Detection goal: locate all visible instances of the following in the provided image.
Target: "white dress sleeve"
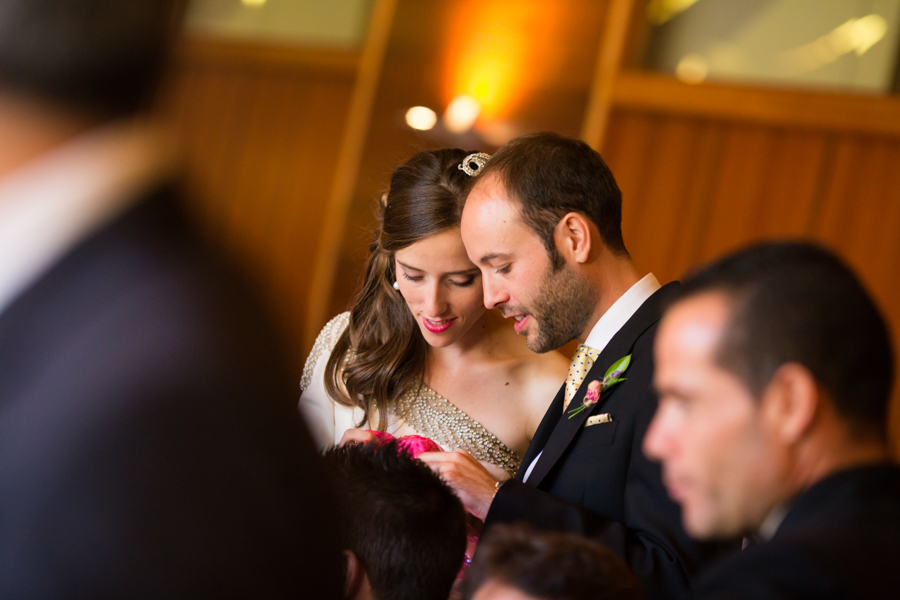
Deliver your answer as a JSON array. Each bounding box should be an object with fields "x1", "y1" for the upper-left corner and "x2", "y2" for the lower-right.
[{"x1": 298, "y1": 312, "x2": 369, "y2": 450}]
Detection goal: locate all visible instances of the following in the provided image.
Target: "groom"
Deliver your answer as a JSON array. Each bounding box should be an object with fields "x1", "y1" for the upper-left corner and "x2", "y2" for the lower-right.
[{"x1": 421, "y1": 132, "x2": 731, "y2": 599}]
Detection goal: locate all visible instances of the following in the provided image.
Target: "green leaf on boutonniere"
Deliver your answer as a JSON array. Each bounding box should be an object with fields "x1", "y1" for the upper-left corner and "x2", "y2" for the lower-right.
[
  {"x1": 605, "y1": 354, "x2": 631, "y2": 380},
  {"x1": 566, "y1": 353, "x2": 632, "y2": 419}
]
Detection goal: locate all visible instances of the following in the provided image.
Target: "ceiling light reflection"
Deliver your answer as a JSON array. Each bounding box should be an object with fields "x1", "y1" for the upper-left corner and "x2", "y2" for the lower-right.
[
  {"x1": 783, "y1": 14, "x2": 888, "y2": 74},
  {"x1": 443, "y1": 95, "x2": 482, "y2": 134},
  {"x1": 675, "y1": 53, "x2": 708, "y2": 84},
  {"x1": 405, "y1": 106, "x2": 437, "y2": 131}
]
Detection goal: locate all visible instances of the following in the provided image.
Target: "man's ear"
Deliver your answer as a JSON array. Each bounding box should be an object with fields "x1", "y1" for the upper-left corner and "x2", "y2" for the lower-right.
[
  {"x1": 760, "y1": 363, "x2": 820, "y2": 444},
  {"x1": 554, "y1": 212, "x2": 592, "y2": 263},
  {"x1": 343, "y1": 550, "x2": 364, "y2": 599}
]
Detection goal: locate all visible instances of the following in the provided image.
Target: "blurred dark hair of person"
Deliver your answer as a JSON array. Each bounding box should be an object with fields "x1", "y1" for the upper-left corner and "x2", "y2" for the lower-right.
[
  {"x1": 0, "y1": 0, "x2": 184, "y2": 119},
  {"x1": 324, "y1": 440, "x2": 468, "y2": 600},
  {"x1": 462, "y1": 524, "x2": 647, "y2": 600},
  {"x1": 0, "y1": 0, "x2": 342, "y2": 597}
]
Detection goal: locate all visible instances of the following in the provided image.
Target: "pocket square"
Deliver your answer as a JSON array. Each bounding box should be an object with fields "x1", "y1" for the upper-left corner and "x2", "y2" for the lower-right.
[{"x1": 585, "y1": 413, "x2": 613, "y2": 427}]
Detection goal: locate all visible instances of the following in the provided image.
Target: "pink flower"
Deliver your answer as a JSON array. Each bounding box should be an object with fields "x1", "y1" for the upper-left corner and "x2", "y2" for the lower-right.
[
  {"x1": 364, "y1": 430, "x2": 442, "y2": 459},
  {"x1": 366, "y1": 430, "x2": 395, "y2": 444},
  {"x1": 583, "y1": 380, "x2": 602, "y2": 406},
  {"x1": 396, "y1": 435, "x2": 443, "y2": 458}
]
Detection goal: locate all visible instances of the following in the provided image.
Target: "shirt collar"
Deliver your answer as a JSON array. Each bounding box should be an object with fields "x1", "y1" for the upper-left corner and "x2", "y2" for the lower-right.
[
  {"x1": 758, "y1": 503, "x2": 790, "y2": 541},
  {"x1": 0, "y1": 120, "x2": 175, "y2": 316},
  {"x1": 583, "y1": 273, "x2": 661, "y2": 353}
]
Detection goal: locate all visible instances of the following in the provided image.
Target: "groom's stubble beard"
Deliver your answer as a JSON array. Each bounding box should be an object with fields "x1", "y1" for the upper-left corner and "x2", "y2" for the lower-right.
[{"x1": 525, "y1": 259, "x2": 598, "y2": 353}]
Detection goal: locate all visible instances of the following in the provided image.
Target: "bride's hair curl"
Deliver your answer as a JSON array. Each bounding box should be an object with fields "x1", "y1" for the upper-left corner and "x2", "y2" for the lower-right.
[{"x1": 324, "y1": 148, "x2": 479, "y2": 429}]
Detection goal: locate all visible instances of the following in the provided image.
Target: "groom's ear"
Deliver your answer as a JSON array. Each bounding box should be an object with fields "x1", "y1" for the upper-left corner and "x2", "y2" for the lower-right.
[{"x1": 555, "y1": 212, "x2": 592, "y2": 264}]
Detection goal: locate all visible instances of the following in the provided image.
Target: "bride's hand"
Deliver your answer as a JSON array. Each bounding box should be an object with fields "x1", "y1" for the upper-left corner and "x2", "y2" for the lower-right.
[
  {"x1": 338, "y1": 429, "x2": 377, "y2": 446},
  {"x1": 418, "y1": 450, "x2": 499, "y2": 520}
]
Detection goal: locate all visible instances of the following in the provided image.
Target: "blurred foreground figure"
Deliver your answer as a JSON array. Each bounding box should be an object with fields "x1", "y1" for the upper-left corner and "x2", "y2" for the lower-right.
[
  {"x1": 0, "y1": 1, "x2": 341, "y2": 597},
  {"x1": 644, "y1": 241, "x2": 899, "y2": 599},
  {"x1": 462, "y1": 524, "x2": 646, "y2": 600},
  {"x1": 324, "y1": 440, "x2": 467, "y2": 600}
]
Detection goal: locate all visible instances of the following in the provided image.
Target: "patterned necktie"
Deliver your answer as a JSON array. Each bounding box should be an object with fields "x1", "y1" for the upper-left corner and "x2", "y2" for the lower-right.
[{"x1": 563, "y1": 344, "x2": 601, "y2": 411}]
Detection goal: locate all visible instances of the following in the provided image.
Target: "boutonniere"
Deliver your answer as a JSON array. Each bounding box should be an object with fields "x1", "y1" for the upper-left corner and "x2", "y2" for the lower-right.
[{"x1": 567, "y1": 354, "x2": 631, "y2": 419}]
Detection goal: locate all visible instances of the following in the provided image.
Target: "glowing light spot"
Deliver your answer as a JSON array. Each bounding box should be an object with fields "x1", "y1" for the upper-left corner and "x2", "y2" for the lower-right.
[
  {"x1": 405, "y1": 106, "x2": 438, "y2": 131},
  {"x1": 241, "y1": 0, "x2": 267, "y2": 6},
  {"x1": 647, "y1": 0, "x2": 701, "y2": 25},
  {"x1": 443, "y1": 95, "x2": 482, "y2": 134},
  {"x1": 675, "y1": 53, "x2": 708, "y2": 84},
  {"x1": 783, "y1": 14, "x2": 888, "y2": 74}
]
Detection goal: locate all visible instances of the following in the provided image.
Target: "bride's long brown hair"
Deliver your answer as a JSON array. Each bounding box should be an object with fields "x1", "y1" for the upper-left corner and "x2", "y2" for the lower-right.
[{"x1": 324, "y1": 148, "x2": 479, "y2": 429}]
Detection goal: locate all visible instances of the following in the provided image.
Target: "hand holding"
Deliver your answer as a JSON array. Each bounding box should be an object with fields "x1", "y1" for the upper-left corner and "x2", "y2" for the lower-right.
[{"x1": 418, "y1": 449, "x2": 500, "y2": 520}]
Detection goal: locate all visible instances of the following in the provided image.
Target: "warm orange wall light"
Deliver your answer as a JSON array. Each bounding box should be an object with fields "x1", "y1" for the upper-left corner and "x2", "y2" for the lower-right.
[{"x1": 442, "y1": 0, "x2": 564, "y2": 123}]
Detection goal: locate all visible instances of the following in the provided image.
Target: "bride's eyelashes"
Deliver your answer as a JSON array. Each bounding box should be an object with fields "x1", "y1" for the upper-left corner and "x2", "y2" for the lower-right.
[
  {"x1": 450, "y1": 276, "x2": 477, "y2": 288},
  {"x1": 400, "y1": 271, "x2": 477, "y2": 287}
]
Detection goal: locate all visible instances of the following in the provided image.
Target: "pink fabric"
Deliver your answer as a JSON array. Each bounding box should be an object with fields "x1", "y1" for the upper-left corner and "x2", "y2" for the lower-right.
[
  {"x1": 366, "y1": 430, "x2": 395, "y2": 445},
  {"x1": 364, "y1": 431, "x2": 442, "y2": 458},
  {"x1": 397, "y1": 435, "x2": 443, "y2": 458}
]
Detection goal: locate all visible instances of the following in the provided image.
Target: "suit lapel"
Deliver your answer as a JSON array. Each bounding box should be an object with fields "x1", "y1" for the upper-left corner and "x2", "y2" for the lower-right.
[{"x1": 525, "y1": 282, "x2": 679, "y2": 488}]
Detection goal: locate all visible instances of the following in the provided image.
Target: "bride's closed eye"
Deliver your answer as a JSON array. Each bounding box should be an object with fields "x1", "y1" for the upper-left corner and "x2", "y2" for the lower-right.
[
  {"x1": 450, "y1": 276, "x2": 477, "y2": 288},
  {"x1": 401, "y1": 272, "x2": 423, "y2": 283}
]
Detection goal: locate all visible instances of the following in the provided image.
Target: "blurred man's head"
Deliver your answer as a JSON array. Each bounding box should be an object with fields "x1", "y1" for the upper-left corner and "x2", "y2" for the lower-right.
[
  {"x1": 0, "y1": 0, "x2": 185, "y2": 119},
  {"x1": 644, "y1": 241, "x2": 895, "y2": 540},
  {"x1": 462, "y1": 524, "x2": 646, "y2": 600},
  {"x1": 324, "y1": 441, "x2": 467, "y2": 600}
]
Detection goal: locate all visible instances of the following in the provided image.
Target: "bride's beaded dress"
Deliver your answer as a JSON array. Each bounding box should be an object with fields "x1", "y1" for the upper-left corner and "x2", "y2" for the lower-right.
[{"x1": 299, "y1": 312, "x2": 521, "y2": 477}]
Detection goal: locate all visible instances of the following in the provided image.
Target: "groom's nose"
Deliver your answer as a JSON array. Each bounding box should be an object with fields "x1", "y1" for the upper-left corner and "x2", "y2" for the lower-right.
[{"x1": 482, "y1": 274, "x2": 509, "y2": 309}]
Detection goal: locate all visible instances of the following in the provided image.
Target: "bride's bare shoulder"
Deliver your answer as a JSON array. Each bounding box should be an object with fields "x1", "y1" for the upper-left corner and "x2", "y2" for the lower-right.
[
  {"x1": 517, "y1": 348, "x2": 568, "y2": 392},
  {"x1": 484, "y1": 315, "x2": 567, "y2": 398}
]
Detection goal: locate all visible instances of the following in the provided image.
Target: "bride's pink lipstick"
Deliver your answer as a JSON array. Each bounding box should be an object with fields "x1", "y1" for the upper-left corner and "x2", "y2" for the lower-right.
[{"x1": 423, "y1": 317, "x2": 455, "y2": 333}]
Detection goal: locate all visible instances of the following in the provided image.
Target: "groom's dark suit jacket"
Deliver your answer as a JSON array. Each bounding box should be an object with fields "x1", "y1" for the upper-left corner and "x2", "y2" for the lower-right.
[
  {"x1": 484, "y1": 283, "x2": 734, "y2": 599},
  {"x1": 692, "y1": 464, "x2": 900, "y2": 600},
  {"x1": 0, "y1": 186, "x2": 342, "y2": 598}
]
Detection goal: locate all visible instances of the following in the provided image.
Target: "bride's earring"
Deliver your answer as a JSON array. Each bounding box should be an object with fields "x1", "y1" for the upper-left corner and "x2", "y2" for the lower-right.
[{"x1": 392, "y1": 281, "x2": 400, "y2": 290}]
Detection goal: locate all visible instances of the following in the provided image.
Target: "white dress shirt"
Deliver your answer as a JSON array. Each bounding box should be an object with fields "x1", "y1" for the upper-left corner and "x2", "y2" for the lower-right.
[
  {"x1": 522, "y1": 273, "x2": 661, "y2": 483},
  {"x1": 0, "y1": 121, "x2": 174, "y2": 317}
]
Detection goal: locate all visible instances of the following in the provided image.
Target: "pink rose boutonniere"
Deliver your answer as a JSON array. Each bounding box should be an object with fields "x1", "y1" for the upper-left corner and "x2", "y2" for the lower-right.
[{"x1": 566, "y1": 354, "x2": 631, "y2": 419}]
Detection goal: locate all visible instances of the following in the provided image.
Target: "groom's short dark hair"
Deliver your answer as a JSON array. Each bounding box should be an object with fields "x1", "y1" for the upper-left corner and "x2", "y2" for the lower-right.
[
  {"x1": 324, "y1": 441, "x2": 466, "y2": 600},
  {"x1": 678, "y1": 241, "x2": 895, "y2": 441},
  {"x1": 0, "y1": 0, "x2": 185, "y2": 117},
  {"x1": 475, "y1": 131, "x2": 628, "y2": 268}
]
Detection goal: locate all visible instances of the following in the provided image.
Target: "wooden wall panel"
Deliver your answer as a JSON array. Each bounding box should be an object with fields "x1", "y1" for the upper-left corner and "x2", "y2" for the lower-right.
[
  {"x1": 811, "y1": 136, "x2": 900, "y2": 447},
  {"x1": 157, "y1": 42, "x2": 357, "y2": 369},
  {"x1": 606, "y1": 114, "x2": 830, "y2": 282},
  {"x1": 605, "y1": 112, "x2": 724, "y2": 283},
  {"x1": 699, "y1": 126, "x2": 826, "y2": 258},
  {"x1": 603, "y1": 107, "x2": 900, "y2": 452}
]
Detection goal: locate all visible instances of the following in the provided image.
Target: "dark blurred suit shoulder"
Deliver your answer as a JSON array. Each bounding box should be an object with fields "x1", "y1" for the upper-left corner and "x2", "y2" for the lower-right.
[
  {"x1": 0, "y1": 185, "x2": 342, "y2": 598},
  {"x1": 692, "y1": 464, "x2": 900, "y2": 600}
]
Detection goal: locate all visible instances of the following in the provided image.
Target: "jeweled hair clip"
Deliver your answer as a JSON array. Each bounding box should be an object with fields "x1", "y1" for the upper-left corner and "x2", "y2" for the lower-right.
[{"x1": 458, "y1": 152, "x2": 491, "y2": 177}]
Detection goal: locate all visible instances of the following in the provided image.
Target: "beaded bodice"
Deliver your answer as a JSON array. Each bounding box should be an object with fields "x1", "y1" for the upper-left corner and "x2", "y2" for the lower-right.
[
  {"x1": 393, "y1": 383, "x2": 521, "y2": 476},
  {"x1": 302, "y1": 312, "x2": 522, "y2": 476}
]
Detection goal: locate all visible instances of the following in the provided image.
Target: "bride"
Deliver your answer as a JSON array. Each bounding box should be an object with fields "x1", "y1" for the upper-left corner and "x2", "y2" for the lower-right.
[{"x1": 299, "y1": 148, "x2": 567, "y2": 480}]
